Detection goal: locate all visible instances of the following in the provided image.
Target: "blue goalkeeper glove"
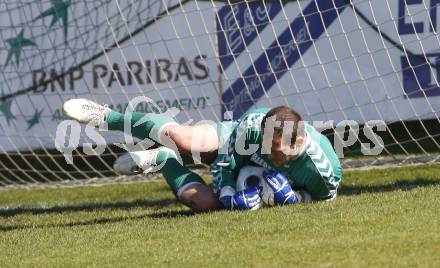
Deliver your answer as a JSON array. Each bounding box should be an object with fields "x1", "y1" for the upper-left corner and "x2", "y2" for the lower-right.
[
  {"x1": 263, "y1": 170, "x2": 300, "y2": 205},
  {"x1": 219, "y1": 186, "x2": 262, "y2": 210}
]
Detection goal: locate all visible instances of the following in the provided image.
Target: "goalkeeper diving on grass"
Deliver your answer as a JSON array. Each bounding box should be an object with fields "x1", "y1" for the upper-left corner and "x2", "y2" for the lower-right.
[{"x1": 63, "y1": 99, "x2": 342, "y2": 212}]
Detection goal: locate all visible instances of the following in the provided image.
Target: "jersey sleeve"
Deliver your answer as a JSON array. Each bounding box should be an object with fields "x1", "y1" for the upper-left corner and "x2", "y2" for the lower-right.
[{"x1": 302, "y1": 124, "x2": 342, "y2": 200}]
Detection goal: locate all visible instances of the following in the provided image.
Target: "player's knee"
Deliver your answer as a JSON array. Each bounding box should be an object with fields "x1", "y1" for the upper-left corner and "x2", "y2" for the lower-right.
[
  {"x1": 167, "y1": 126, "x2": 193, "y2": 152},
  {"x1": 179, "y1": 184, "x2": 222, "y2": 213}
]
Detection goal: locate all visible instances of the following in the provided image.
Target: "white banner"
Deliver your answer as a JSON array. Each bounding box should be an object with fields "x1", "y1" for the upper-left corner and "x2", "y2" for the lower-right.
[
  {"x1": 218, "y1": 0, "x2": 440, "y2": 122},
  {"x1": 1, "y1": 0, "x2": 439, "y2": 152},
  {"x1": 0, "y1": 1, "x2": 220, "y2": 152}
]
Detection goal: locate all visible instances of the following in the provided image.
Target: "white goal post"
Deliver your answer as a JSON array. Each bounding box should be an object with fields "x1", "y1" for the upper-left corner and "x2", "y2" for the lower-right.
[{"x1": 0, "y1": 0, "x2": 439, "y2": 188}]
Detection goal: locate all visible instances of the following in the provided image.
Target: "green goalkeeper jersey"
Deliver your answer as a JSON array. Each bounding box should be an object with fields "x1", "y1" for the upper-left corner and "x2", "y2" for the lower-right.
[{"x1": 210, "y1": 108, "x2": 342, "y2": 201}]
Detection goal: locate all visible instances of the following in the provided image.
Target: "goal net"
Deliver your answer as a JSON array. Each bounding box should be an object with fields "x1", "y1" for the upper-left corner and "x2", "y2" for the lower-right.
[{"x1": 1, "y1": 0, "x2": 439, "y2": 188}]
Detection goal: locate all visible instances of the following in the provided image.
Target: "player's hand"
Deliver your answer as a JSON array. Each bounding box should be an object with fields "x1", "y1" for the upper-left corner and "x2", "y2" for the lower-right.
[
  {"x1": 263, "y1": 170, "x2": 300, "y2": 205},
  {"x1": 233, "y1": 186, "x2": 263, "y2": 210},
  {"x1": 219, "y1": 186, "x2": 262, "y2": 210}
]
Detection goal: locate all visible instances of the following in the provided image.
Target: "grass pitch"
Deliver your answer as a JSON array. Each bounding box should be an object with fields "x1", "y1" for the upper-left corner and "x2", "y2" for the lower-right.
[{"x1": 1, "y1": 165, "x2": 439, "y2": 267}]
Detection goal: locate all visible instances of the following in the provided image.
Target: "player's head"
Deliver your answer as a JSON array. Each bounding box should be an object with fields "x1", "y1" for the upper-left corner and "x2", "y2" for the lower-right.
[{"x1": 261, "y1": 106, "x2": 305, "y2": 166}]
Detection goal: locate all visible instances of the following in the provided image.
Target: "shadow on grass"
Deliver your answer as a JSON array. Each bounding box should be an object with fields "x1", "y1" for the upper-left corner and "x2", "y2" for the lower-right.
[
  {"x1": 0, "y1": 198, "x2": 177, "y2": 217},
  {"x1": 3, "y1": 178, "x2": 438, "y2": 232},
  {"x1": 339, "y1": 178, "x2": 440, "y2": 196},
  {"x1": 0, "y1": 209, "x2": 195, "y2": 232}
]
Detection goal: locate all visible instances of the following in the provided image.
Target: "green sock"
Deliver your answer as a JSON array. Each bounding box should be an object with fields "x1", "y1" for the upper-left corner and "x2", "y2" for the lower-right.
[
  {"x1": 155, "y1": 149, "x2": 205, "y2": 197},
  {"x1": 105, "y1": 111, "x2": 177, "y2": 145}
]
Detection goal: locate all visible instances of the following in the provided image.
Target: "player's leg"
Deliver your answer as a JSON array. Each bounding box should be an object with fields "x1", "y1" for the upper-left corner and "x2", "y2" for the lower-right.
[
  {"x1": 113, "y1": 120, "x2": 236, "y2": 175},
  {"x1": 62, "y1": 98, "x2": 220, "y2": 153},
  {"x1": 132, "y1": 147, "x2": 222, "y2": 212},
  {"x1": 63, "y1": 99, "x2": 228, "y2": 211},
  {"x1": 163, "y1": 123, "x2": 219, "y2": 153},
  {"x1": 112, "y1": 120, "x2": 236, "y2": 210},
  {"x1": 179, "y1": 183, "x2": 222, "y2": 213}
]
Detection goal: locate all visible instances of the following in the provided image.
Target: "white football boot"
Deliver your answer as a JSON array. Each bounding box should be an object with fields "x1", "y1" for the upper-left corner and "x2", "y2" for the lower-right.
[
  {"x1": 62, "y1": 98, "x2": 111, "y2": 126},
  {"x1": 113, "y1": 147, "x2": 175, "y2": 175}
]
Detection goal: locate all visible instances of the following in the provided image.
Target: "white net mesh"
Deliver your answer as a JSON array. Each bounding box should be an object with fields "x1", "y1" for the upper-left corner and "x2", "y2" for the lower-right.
[{"x1": 1, "y1": 0, "x2": 439, "y2": 188}]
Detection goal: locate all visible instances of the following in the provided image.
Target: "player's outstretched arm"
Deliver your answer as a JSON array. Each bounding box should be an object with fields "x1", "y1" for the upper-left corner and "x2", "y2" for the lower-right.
[{"x1": 263, "y1": 171, "x2": 302, "y2": 205}]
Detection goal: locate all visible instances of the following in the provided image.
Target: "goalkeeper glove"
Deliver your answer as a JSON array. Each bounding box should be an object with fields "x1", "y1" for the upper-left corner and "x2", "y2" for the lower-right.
[
  {"x1": 219, "y1": 186, "x2": 262, "y2": 210},
  {"x1": 263, "y1": 170, "x2": 301, "y2": 205}
]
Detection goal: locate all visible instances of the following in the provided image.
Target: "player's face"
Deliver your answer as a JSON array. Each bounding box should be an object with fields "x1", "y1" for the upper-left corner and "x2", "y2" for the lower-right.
[{"x1": 267, "y1": 137, "x2": 294, "y2": 167}]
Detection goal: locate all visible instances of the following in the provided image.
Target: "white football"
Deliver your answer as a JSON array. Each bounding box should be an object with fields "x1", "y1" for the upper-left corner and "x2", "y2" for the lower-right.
[{"x1": 236, "y1": 165, "x2": 275, "y2": 206}]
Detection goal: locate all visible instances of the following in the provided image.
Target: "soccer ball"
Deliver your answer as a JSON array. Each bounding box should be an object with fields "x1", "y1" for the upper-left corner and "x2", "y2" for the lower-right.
[{"x1": 236, "y1": 165, "x2": 275, "y2": 206}]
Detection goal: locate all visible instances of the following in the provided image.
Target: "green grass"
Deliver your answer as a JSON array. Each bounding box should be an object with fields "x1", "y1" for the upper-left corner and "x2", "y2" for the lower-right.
[{"x1": 1, "y1": 165, "x2": 439, "y2": 267}]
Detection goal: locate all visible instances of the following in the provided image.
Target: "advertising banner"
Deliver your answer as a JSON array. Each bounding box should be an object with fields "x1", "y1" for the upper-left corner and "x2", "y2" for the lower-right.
[
  {"x1": 1, "y1": 0, "x2": 439, "y2": 152},
  {"x1": 0, "y1": 1, "x2": 220, "y2": 152},
  {"x1": 217, "y1": 0, "x2": 440, "y2": 122}
]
